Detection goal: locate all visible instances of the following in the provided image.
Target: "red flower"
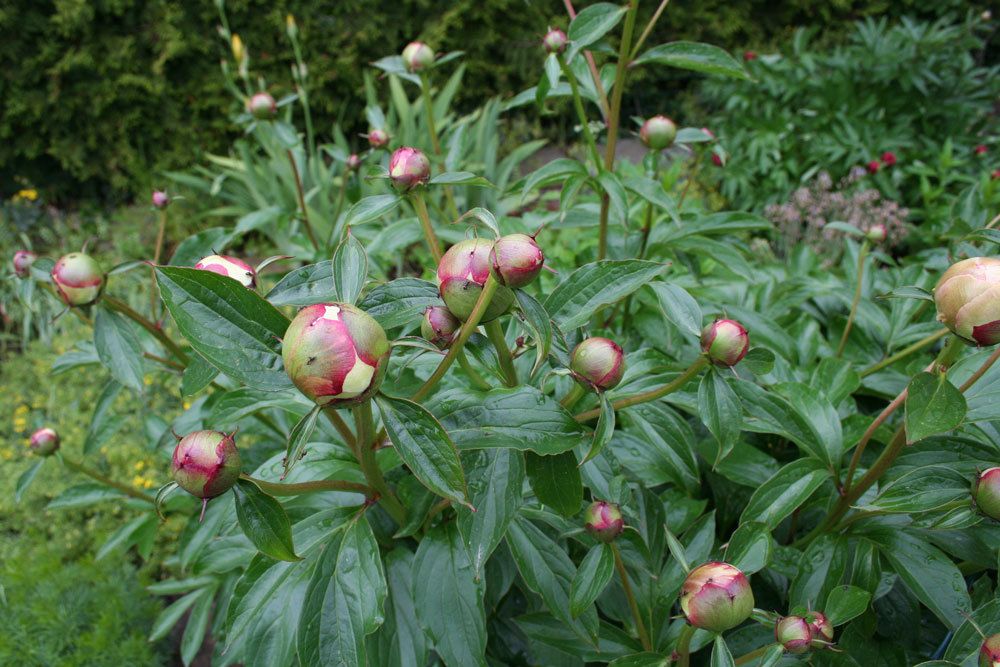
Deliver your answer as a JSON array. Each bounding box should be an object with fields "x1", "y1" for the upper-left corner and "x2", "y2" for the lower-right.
[
  {"x1": 712, "y1": 153, "x2": 723, "y2": 167},
  {"x1": 743, "y1": 51, "x2": 757, "y2": 62},
  {"x1": 866, "y1": 160, "x2": 880, "y2": 174},
  {"x1": 880, "y1": 151, "x2": 897, "y2": 167},
  {"x1": 975, "y1": 144, "x2": 988, "y2": 155}
]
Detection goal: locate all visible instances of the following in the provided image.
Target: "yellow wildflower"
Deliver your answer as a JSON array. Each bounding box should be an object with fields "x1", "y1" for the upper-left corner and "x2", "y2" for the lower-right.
[{"x1": 13, "y1": 188, "x2": 39, "y2": 202}]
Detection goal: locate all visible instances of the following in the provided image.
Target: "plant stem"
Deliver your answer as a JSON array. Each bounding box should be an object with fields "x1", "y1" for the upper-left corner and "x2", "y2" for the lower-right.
[
  {"x1": 485, "y1": 320, "x2": 518, "y2": 387},
  {"x1": 612, "y1": 543, "x2": 651, "y2": 651},
  {"x1": 836, "y1": 240, "x2": 869, "y2": 357},
  {"x1": 958, "y1": 344, "x2": 1000, "y2": 392},
  {"x1": 575, "y1": 355, "x2": 709, "y2": 421},
  {"x1": 150, "y1": 208, "x2": 168, "y2": 319},
  {"x1": 419, "y1": 72, "x2": 459, "y2": 220},
  {"x1": 327, "y1": 167, "x2": 350, "y2": 251},
  {"x1": 103, "y1": 296, "x2": 189, "y2": 364},
  {"x1": 240, "y1": 473, "x2": 370, "y2": 496},
  {"x1": 556, "y1": 53, "x2": 602, "y2": 167},
  {"x1": 143, "y1": 352, "x2": 184, "y2": 371},
  {"x1": 561, "y1": 0, "x2": 611, "y2": 120},
  {"x1": 321, "y1": 406, "x2": 357, "y2": 449},
  {"x1": 412, "y1": 276, "x2": 500, "y2": 402},
  {"x1": 675, "y1": 623, "x2": 695, "y2": 667},
  {"x1": 350, "y1": 402, "x2": 406, "y2": 524},
  {"x1": 560, "y1": 383, "x2": 586, "y2": 409},
  {"x1": 410, "y1": 191, "x2": 444, "y2": 262},
  {"x1": 61, "y1": 456, "x2": 155, "y2": 503},
  {"x1": 733, "y1": 645, "x2": 771, "y2": 666},
  {"x1": 286, "y1": 148, "x2": 320, "y2": 252},
  {"x1": 860, "y1": 328, "x2": 948, "y2": 378},
  {"x1": 457, "y1": 350, "x2": 492, "y2": 390},
  {"x1": 630, "y1": 0, "x2": 672, "y2": 60}
]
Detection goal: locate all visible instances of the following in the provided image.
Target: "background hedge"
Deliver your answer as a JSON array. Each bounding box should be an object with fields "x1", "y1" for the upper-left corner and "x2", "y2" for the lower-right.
[{"x1": 0, "y1": 0, "x2": 973, "y2": 204}]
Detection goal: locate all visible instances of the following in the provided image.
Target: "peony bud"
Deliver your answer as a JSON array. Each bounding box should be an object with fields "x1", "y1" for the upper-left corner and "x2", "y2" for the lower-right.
[
  {"x1": 52, "y1": 252, "x2": 105, "y2": 307},
  {"x1": 346, "y1": 153, "x2": 362, "y2": 171},
  {"x1": 680, "y1": 561, "x2": 755, "y2": 632},
  {"x1": 389, "y1": 147, "x2": 431, "y2": 191},
  {"x1": 975, "y1": 144, "x2": 988, "y2": 156},
  {"x1": 881, "y1": 151, "x2": 897, "y2": 167},
  {"x1": 743, "y1": 50, "x2": 758, "y2": 61},
  {"x1": 542, "y1": 28, "x2": 568, "y2": 54},
  {"x1": 195, "y1": 254, "x2": 257, "y2": 288},
  {"x1": 583, "y1": 501, "x2": 624, "y2": 543},
  {"x1": 13, "y1": 250, "x2": 37, "y2": 278},
  {"x1": 421, "y1": 305, "x2": 460, "y2": 349},
  {"x1": 570, "y1": 337, "x2": 625, "y2": 390},
  {"x1": 981, "y1": 633, "x2": 1000, "y2": 667},
  {"x1": 402, "y1": 41, "x2": 435, "y2": 72},
  {"x1": 640, "y1": 115, "x2": 677, "y2": 150},
  {"x1": 712, "y1": 153, "x2": 724, "y2": 167},
  {"x1": 805, "y1": 611, "x2": 834, "y2": 648},
  {"x1": 151, "y1": 190, "x2": 170, "y2": 210},
  {"x1": 973, "y1": 467, "x2": 1000, "y2": 520},
  {"x1": 775, "y1": 616, "x2": 812, "y2": 654},
  {"x1": 993, "y1": 169, "x2": 1000, "y2": 181},
  {"x1": 368, "y1": 128, "x2": 390, "y2": 149},
  {"x1": 172, "y1": 430, "x2": 241, "y2": 500},
  {"x1": 437, "y1": 238, "x2": 516, "y2": 322},
  {"x1": 866, "y1": 160, "x2": 880, "y2": 174},
  {"x1": 866, "y1": 224, "x2": 887, "y2": 243},
  {"x1": 934, "y1": 257, "x2": 1000, "y2": 346},
  {"x1": 247, "y1": 92, "x2": 277, "y2": 120},
  {"x1": 701, "y1": 319, "x2": 750, "y2": 367},
  {"x1": 489, "y1": 233, "x2": 545, "y2": 288},
  {"x1": 29, "y1": 427, "x2": 60, "y2": 457},
  {"x1": 282, "y1": 303, "x2": 391, "y2": 407}
]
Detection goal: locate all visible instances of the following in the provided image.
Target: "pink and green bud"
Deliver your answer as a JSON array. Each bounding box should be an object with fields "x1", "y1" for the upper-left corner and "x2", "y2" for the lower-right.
[
  {"x1": 437, "y1": 238, "x2": 515, "y2": 322},
  {"x1": 151, "y1": 190, "x2": 170, "y2": 210},
  {"x1": 570, "y1": 337, "x2": 625, "y2": 390},
  {"x1": 51, "y1": 252, "x2": 105, "y2": 307},
  {"x1": 775, "y1": 616, "x2": 813, "y2": 654},
  {"x1": 195, "y1": 255, "x2": 256, "y2": 288},
  {"x1": 29, "y1": 427, "x2": 60, "y2": 457},
  {"x1": 640, "y1": 115, "x2": 678, "y2": 150},
  {"x1": 247, "y1": 92, "x2": 277, "y2": 120},
  {"x1": 973, "y1": 467, "x2": 1000, "y2": 520},
  {"x1": 701, "y1": 319, "x2": 750, "y2": 367},
  {"x1": 934, "y1": 257, "x2": 1000, "y2": 346},
  {"x1": 13, "y1": 250, "x2": 36, "y2": 277},
  {"x1": 368, "y1": 128, "x2": 390, "y2": 149},
  {"x1": 346, "y1": 154, "x2": 362, "y2": 171},
  {"x1": 401, "y1": 41, "x2": 435, "y2": 72},
  {"x1": 583, "y1": 501, "x2": 624, "y2": 543},
  {"x1": 171, "y1": 430, "x2": 241, "y2": 499},
  {"x1": 981, "y1": 634, "x2": 1000, "y2": 667},
  {"x1": 489, "y1": 233, "x2": 545, "y2": 288},
  {"x1": 282, "y1": 303, "x2": 390, "y2": 407},
  {"x1": 421, "y1": 305, "x2": 460, "y2": 349},
  {"x1": 680, "y1": 561, "x2": 754, "y2": 632},
  {"x1": 866, "y1": 224, "x2": 887, "y2": 243},
  {"x1": 805, "y1": 611, "x2": 834, "y2": 648},
  {"x1": 542, "y1": 28, "x2": 568, "y2": 54},
  {"x1": 389, "y1": 147, "x2": 431, "y2": 191}
]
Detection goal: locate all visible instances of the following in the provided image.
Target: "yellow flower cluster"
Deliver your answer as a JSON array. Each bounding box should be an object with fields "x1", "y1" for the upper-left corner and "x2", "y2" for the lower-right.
[
  {"x1": 131, "y1": 475, "x2": 157, "y2": 489},
  {"x1": 13, "y1": 404, "x2": 29, "y2": 434},
  {"x1": 12, "y1": 188, "x2": 39, "y2": 202}
]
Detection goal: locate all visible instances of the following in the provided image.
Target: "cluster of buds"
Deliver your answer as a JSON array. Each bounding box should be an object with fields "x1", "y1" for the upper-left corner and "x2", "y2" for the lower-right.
[
  {"x1": 701, "y1": 319, "x2": 750, "y2": 367},
  {"x1": 52, "y1": 252, "x2": 105, "y2": 307},
  {"x1": 437, "y1": 238, "x2": 516, "y2": 322},
  {"x1": 13, "y1": 250, "x2": 37, "y2": 277},
  {"x1": 570, "y1": 337, "x2": 625, "y2": 390},
  {"x1": 389, "y1": 147, "x2": 431, "y2": 191},
  {"x1": 934, "y1": 257, "x2": 1000, "y2": 347},
  {"x1": 402, "y1": 41, "x2": 435, "y2": 72},
  {"x1": 973, "y1": 468, "x2": 1000, "y2": 520},
  {"x1": 640, "y1": 115, "x2": 677, "y2": 150},
  {"x1": 866, "y1": 223, "x2": 887, "y2": 243},
  {"x1": 195, "y1": 254, "x2": 257, "y2": 288},
  {"x1": 367, "y1": 128, "x2": 390, "y2": 150},
  {"x1": 151, "y1": 190, "x2": 170, "y2": 210},
  {"x1": 30, "y1": 427, "x2": 60, "y2": 457},
  {"x1": 247, "y1": 92, "x2": 277, "y2": 120},
  {"x1": 542, "y1": 28, "x2": 568, "y2": 54},
  {"x1": 346, "y1": 154, "x2": 362, "y2": 171},
  {"x1": 680, "y1": 561, "x2": 754, "y2": 632},
  {"x1": 282, "y1": 303, "x2": 391, "y2": 408},
  {"x1": 583, "y1": 501, "x2": 624, "y2": 543}
]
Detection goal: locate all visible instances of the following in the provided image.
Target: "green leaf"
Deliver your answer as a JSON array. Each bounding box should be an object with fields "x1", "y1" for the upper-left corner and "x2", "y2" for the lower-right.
[
  {"x1": 97, "y1": 513, "x2": 156, "y2": 561},
  {"x1": 623, "y1": 175, "x2": 680, "y2": 224},
  {"x1": 344, "y1": 194, "x2": 401, "y2": 226},
  {"x1": 570, "y1": 543, "x2": 614, "y2": 618},
  {"x1": 333, "y1": 232, "x2": 368, "y2": 305},
  {"x1": 525, "y1": 450, "x2": 583, "y2": 517},
  {"x1": 608, "y1": 653, "x2": 669, "y2": 667},
  {"x1": 83, "y1": 380, "x2": 123, "y2": 456},
  {"x1": 732, "y1": 380, "x2": 830, "y2": 464},
  {"x1": 15, "y1": 460, "x2": 44, "y2": 503},
  {"x1": 859, "y1": 465, "x2": 970, "y2": 514},
  {"x1": 724, "y1": 521, "x2": 771, "y2": 575},
  {"x1": 520, "y1": 158, "x2": 588, "y2": 198},
  {"x1": 741, "y1": 348, "x2": 775, "y2": 376},
  {"x1": 634, "y1": 41, "x2": 749, "y2": 80},
  {"x1": 649, "y1": 282, "x2": 702, "y2": 337},
  {"x1": 824, "y1": 585, "x2": 872, "y2": 626},
  {"x1": 456, "y1": 449, "x2": 525, "y2": 576},
  {"x1": 582, "y1": 392, "x2": 615, "y2": 464},
  {"x1": 169, "y1": 227, "x2": 232, "y2": 267},
  {"x1": 93, "y1": 305, "x2": 144, "y2": 392},
  {"x1": 877, "y1": 285, "x2": 934, "y2": 302},
  {"x1": 711, "y1": 635, "x2": 735, "y2": 667},
  {"x1": 149, "y1": 589, "x2": 207, "y2": 641},
  {"x1": 567, "y1": 2, "x2": 627, "y2": 59},
  {"x1": 266, "y1": 260, "x2": 337, "y2": 307},
  {"x1": 414, "y1": 523, "x2": 487, "y2": 667},
  {"x1": 47, "y1": 483, "x2": 127, "y2": 509},
  {"x1": 233, "y1": 479, "x2": 300, "y2": 562},
  {"x1": 357, "y1": 278, "x2": 440, "y2": 329},
  {"x1": 597, "y1": 170, "x2": 629, "y2": 228},
  {"x1": 180, "y1": 584, "x2": 215, "y2": 667},
  {"x1": 453, "y1": 207, "x2": 501, "y2": 238},
  {"x1": 429, "y1": 171, "x2": 492, "y2": 187},
  {"x1": 944, "y1": 598, "x2": 1000, "y2": 662},
  {"x1": 284, "y1": 405, "x2": 322, "y2": 478},
  {"x1": 698, "y1": 371, "x2": 742, "y2": 466},
  {"x1": 544, "y1": 260, "x2": 670, "y2": 330},
  {"x1": 368, "y1": 549, "x2": 427, "y2": 667},
  {"x1": 376, "y1": 395, "x2": 471, "y2": 508},
  {"x1": 208, "y1": 388, "x2": 305, "y2": 430},
  {"x1": 515, "y1": 290, "x2": 553, "y2": 378},
  {"x1": 739, "y1": 459, "x2": 828, "y2": 529},
  {"x1": 234, "y1": 205, "x2": 284, "y2": 236},
  {"x1": 905, "y1": 372, "x2": 966, "y2": 444},
  {"x1": 156, "y1": 267, "x2": 291, "y2": 390},
  {"x1": 432, "y1": 386, "x2": 587, "y2": 454},
  {"x1": 789, "y1": 534, "x2": 848, "y2": 609},
  {"x1": 181, "y1": 354, "x2": 219, "y2": 396}
]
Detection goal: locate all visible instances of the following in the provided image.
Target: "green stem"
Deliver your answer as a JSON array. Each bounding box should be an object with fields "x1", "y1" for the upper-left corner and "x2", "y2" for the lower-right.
[
  {"x1": 556, "y1": 53, "x2": 602, "y2": 167},
  {"x1": 457, "y1": 350, "x2": 492, "y2": 390},
  {"x1": 575, "y1": 356, "x2": 709, "y2": 421},
  {"x1": 733, "y1": 645, "x2": 771, "y2": 666},
  {"x1": 103, "y1": 296, "x2": 188, "y2": 364},
  {"x1": 287, "y1": 149, "x2": 320, "y2": 252},
  {"x1": 151, "y1": 208, "x2": 167, "y2": 319},
  {"x1": 327, "y1": 167, "x2": 350, "y2": 251},
  {"x1": 860, "y1": 328, "x2": 948, "y2": 378},
  {"x1": 61, "y1": 456, "x2": 155, "y2": 503},
  {"x1": 612, "y1": 543, "x2": 651, "y2": 651},
  {"x1": 836, "y1": 240, "x2": 870, "y2": 357},
  {"x1": 349, "y1": 402, "x2": 406, "y2": 524},
  {"x1": 411, "y1": 191, "x2": 444, "y2": 262},
  {"x1": 419, "y1": 72, "x2": 459, "y2": 220},
  {"x1": 485, "y1": 320, "x2": 518, "y2": 387},
  {"x1": 561, "y1": 0, "x2": 611, "y2": 119},
  {"x1": 412, "y1": 276, "x2": 500, "y2": 402},
  {"x1": 560, "y1": 383, "x2": 586, "y2": 409},
  {"x1": 958, "y1": 344, "x2": 1000, "y2": 392},
  {"x1": 240, "y1": 473, "x2": 370, "y2": 496},
  {"x1": 675, "y1": 623, "x2": 695, "y2": 667},
  {"x1": 630, "y1": 0, "x2": 672, "y2": 60},
  {"x1": 322, "y1": 406, "x2": 357, "y2": 449}
]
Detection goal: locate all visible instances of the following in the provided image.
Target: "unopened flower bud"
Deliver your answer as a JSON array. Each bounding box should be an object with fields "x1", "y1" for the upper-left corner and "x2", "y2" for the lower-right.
[
  {"x1": 389, "y1": 147, "x2": 431, "y2": 190},
  {"x1": 866, "y1": 224, "x2": 887, "y2": 243},
  {"x1": 934, "y1": 257, "x2": 1000, "y2": 346},
  {"x1": 775, "y1": 616, "x2": 812, "y2": 654},
  {"x1": 13, "y1": 250, "x2": 37, "y2": 278},
  {"x1": 30, "y1": 427, "x2": 60, "y2": 457},
  {"x1": 743, "y1": 50, "x2": 758, "y2": 61},
  {"x1": 172, "y1": 430, "x2": 241, "y2": 499},
  {"x1": 402, "y1": 41, "x2": 435, "y2": 72},
  {"x1": 368, "y1": 128, "x2": 390, "y2": 149},
  {"x1": 52, "y1": 252, "x2": 105, "y2": 306},
  {"x1": 583, "y1": 501, "x2": 624, "y2": 543},
  {"x1": 701, "y1": 319, "x2": 750, "y2": 366},
  {"x1": 680, "y1": 561, "x2": 754, "y2": 632},
  {"x1": 285, "y1": 14, "x2": 297, "y2": 37},
  {"x1": 489, "y1": 233, "x2": 545, "y2": 288},
  {"x1": 195, "y1": 255, "x2": 257, "y2": 288},
  {"x1": 640, "y1": 115, "x2": 677, "y2": 150},
  {"x1": 151, "y1": 190, "x2": 170, "y2": 210},
  {"x1": 570, "y1": 337, "x2": 625, "y2": 390},
  {"x1": 881, "y1": 151, "x2": 897, "y2": 167},
  {"x1": 805, "y1": 611, "x2": 834, "y2": 648},
  {"x1": 438, "y1": 239, "x2": 515, "y2": 322},
  {"x1": 981, "y1": 633, "x2": 1000, "y2": 667},
  {"x1": 712, "y1": 153, "x2": 724, "y2": 167},
  {"x1": 421, "y1": 305, "x2": 460, "y2": 349},
  {"x1": 346, "y1": 154, "x2": 362, "y2": 171},
  {"x1": 866, "y1": 160, "x2": 880, "y2": 174},
  {"x1": 231, "y1": 34, "x2": 245, "y2": 64},
  {"x1": 975, "y1": 144, "x2": 988, "y2": 156},
  {"x1": 973, "y1": 467, "x2": 1000, "y2": 520},
  {"x1": 282, "y1": 303, "x2": 391, "y2": 407},
  {"x1": 247, "y1": 92, "x2": 277, "y2": 120},
  {"x1": 542, "y1": 28, "x2": 568, "y2": 54}
]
